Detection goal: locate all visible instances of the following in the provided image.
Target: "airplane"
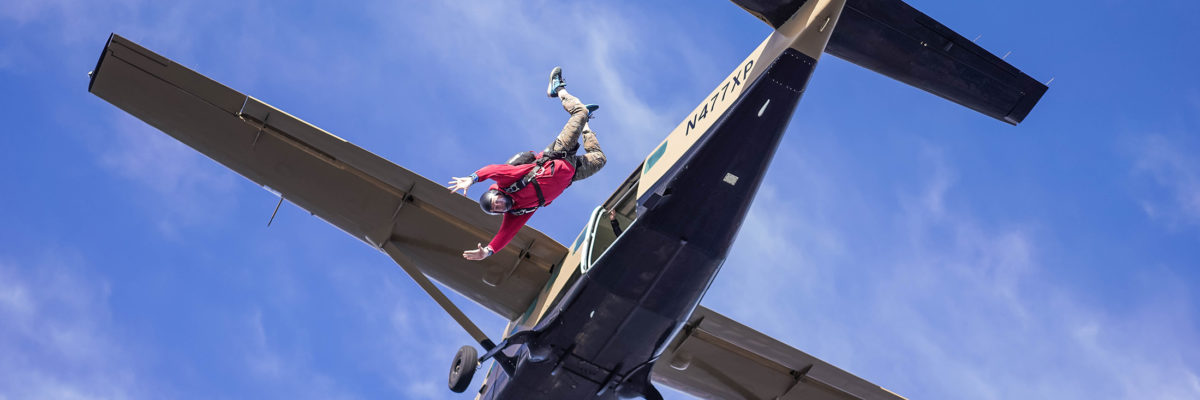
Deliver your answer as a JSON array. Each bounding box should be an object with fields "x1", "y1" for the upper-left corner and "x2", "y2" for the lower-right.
[{"x1": 87, "y1": 0, "x2": 1046, "y2": 398}]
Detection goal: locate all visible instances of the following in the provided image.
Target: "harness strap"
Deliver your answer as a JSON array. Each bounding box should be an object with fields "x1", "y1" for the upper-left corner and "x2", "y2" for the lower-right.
[
  {"x1": 508, "y1": 207, "x2": 538, "y2": 216},
  {"x1": 531, "y1": 180, "x2": 546, "y2": 206},
  {"x1": 501, "y1": 152, "x2": 565, "y2": 215},
  {"x1": 502, "y1": 166, "x2": 543, "y2": 196}
]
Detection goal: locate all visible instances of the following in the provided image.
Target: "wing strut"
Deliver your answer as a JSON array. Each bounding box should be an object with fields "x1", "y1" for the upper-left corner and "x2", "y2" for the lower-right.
[
  {"x1": 383, "y1": 241, "x2": 498, "y2": 351},
  {"x1": 267, "y1": 196, "x2": 285, "y2": 226}
]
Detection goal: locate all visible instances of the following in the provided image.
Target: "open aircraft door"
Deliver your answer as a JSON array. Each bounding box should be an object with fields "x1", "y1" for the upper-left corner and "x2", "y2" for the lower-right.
[{"x1": 579, "y1": 205, "x2": 632, "y2": 274}]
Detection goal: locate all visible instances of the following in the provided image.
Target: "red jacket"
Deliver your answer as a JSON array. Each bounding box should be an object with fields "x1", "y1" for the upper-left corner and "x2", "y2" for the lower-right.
[{"x1": 475, "y1": 157, "x2": 575, "y2": 251}]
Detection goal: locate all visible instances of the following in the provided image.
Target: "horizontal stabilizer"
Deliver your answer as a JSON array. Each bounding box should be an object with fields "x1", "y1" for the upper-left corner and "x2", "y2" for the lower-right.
[
  {"x1": 828, "y1": 0, "x2": 1046, "y2": 124},
  {"x1": 730, "y1": 0, "x2": 1047, "y2": 125}
]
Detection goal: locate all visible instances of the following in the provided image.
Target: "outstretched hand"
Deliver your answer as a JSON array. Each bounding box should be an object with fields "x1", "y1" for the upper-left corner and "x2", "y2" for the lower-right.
[
  {"x1": 446, "y1": 176, "x2": 473, "y2": 195},
  {"x1": 462, "y1": 243, "x2": 490, "y2": 261}
]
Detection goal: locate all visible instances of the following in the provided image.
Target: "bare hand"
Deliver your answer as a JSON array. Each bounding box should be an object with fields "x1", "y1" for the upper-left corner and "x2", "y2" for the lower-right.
[
  {"x1": 463, "y1": 243, "x2": 491, "y2": 261},
  {"x1": 446, "y1": 176, "x2": 473, "y2": 195}
]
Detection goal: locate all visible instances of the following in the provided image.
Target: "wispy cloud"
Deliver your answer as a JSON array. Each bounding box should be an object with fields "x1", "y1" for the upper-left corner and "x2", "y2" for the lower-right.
[
  {"x1": 361, "y1": 0, "x2": 719, "y2": 205},
  {"x1": 1, "y1": 0, "x2": 254, "y2": 237},
  {"x1": 706, "y1": 142, "x2": 1200, "y2": 399},
  {"x1": 0, "y1": 0, "x2": 193, "y2": 48},
  {"x1": 324, "y1": 260, "x2": 509, "y2": 398},
  {"x1": 14, "y1": 1, "x2": 1196, "y2": 399},
  {"x1": 236, "y1": 308, "x2": 358, "y2": 400},
  {"x1": 1132, "y1": 133, "x2": 1200, "y2": 231},
  {"x1": 0, "y1": 251, "x2": 144, "y2": 400},
  {"x1": 875, "y1": 150, "x2": 1199, "y2": 400},
  {"x1": 96, "y1": 114, "x2": 240, "y2": 237}
]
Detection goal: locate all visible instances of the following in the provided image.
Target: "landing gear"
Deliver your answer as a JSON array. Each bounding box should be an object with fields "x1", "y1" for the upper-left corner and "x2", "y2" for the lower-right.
[
  {"x1": 448, "y1": 345, "x2": 478, "y2": 393},
  {"x1": 446, "y1": 330, "x2": 538, "y2": 393}
]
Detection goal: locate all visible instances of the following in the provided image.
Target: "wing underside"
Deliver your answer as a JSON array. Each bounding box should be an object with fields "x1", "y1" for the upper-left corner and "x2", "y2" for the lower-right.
[
  {"x1": 652, "y1": 306, "x2": 906, "y2": 400},
  {"x1": 730, "y1": 0, "x2": 1047, "y2": 125},
  {"x1": 88, "y1": 34, "x2": 566, "y2": 320}
]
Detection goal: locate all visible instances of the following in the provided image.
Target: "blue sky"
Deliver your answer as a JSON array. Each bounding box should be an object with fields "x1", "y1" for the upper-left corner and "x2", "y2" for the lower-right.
[{"x1": 2, "y1": 0, "x2": 1199, "y2": 399}]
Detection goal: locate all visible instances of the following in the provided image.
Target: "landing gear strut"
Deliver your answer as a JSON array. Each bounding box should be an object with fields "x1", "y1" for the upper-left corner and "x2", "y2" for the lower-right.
[
  {"x1": 448, "y1": 345, "x2": 478, "y2": 393},
  {"x1": 446, "y1": 330, "x2": 537, "y2": 393}
]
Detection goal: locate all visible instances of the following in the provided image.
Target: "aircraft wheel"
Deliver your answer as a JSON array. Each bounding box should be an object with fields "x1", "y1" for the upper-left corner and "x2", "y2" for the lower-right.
[{"x1": 448, "y1": 345, "x2": 478, "y2": 393}]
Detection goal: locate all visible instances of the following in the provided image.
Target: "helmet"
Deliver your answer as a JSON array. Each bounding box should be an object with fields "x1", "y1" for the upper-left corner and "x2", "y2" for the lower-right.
[{"x1": 479, "y1": 189, "x2": 513, "y2": 215}]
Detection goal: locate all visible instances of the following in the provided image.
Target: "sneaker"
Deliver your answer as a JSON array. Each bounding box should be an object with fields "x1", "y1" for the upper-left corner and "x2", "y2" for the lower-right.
[
  {"x1": 585, "y1": 104, "x2": 600, "y2": 118},
  {"x1": 547, "y1": 66, "x2": 566, "y2": 98}
]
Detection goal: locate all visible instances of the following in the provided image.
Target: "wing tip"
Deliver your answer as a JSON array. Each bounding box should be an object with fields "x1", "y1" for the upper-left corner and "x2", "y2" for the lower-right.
[
  {"x1": 87, "y1": 33, "x2": 118, "y2": 93},
  {"x1": 1003, "y1": 82, "x2": 1049, "y2": 126}
]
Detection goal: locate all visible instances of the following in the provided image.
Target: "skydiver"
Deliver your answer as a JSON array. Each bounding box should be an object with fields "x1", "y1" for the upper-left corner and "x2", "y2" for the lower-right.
[{"x1": 446, "y1": 67, "x2": 607, "y2": 260}]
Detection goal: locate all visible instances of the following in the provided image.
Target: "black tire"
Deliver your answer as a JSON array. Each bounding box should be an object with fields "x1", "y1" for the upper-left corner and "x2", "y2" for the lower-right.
[{"x1": 448, "y1": 345, "x2": 478, "y2": 393}]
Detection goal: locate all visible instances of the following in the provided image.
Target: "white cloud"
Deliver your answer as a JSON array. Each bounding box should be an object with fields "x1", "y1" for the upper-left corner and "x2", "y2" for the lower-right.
[
  {"x1": 0, "y1": 252, "x2": 144, "y2": 400},
  {"x1": 235, "y1": 308, "x2": 357, "y2": 400},
  {"x1": 96, "y1": 114, "x2": 240, "y2": 236},
  {"x1": 865, "y1": 150, "x2": 1198, "y2": 400},
  {"x1": 244, "y1": 309, "x2": 284, "y2": 379},
  {"x1": 1133, "y1": 133, "x2": 1200, "y2": 230},
  {"x1": 705, "y1": 143, "x2": 1200, "y2": 400},
  {"x1": 15, "y1": 0, "x2": 1195, "y2": 399},
  {"x1": 324, "y1": 261, "x2": 507, "y2": 398},
  {"x1": 359, "y1": 0, "x2": 718, "y2": 206},
  {"x1": 1, "y1": 0, "x2": 256, "y2": 236},
  {"x1": 0, "y1": 276, "x2": 34, "y2": 318},
  {"x1": 0, "y1": 0, "x2": 150, "y2": 45}
]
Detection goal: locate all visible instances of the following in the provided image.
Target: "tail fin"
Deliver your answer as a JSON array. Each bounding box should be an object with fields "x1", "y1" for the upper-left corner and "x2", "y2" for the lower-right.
[{"x1": 731, "y1": 0, "x2": 1047, "y2": 125}]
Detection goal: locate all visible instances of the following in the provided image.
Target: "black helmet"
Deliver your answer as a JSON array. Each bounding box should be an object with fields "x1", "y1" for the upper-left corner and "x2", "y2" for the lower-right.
[{"x1": 479, "y1": 189, "x2": 513, "y2": 215}]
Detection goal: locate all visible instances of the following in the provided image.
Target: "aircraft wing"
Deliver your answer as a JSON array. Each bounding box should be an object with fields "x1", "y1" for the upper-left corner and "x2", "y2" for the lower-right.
[
  {"x1": 652, "y1": 306, "x2": 906, "y2": 400},
  {"x1": 730, "y1": 0, "x2": 1048, "y2": 125},
  {"x1": 88, "y1": 34, "x2": 566, "y2": 320}
]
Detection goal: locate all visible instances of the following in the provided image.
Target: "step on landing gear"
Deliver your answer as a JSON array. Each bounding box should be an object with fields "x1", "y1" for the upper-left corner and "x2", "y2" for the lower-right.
[{"x1": 448, "y1": 345, "x2": 478, "y2": 393}]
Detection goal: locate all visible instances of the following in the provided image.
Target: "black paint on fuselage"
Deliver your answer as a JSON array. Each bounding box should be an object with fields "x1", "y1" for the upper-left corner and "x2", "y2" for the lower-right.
[{"x1": 483, "y1": 48, "x2": 817, "y2": 400}]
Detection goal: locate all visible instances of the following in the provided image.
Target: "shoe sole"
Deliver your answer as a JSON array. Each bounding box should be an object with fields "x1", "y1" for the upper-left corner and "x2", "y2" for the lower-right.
[{"x1": 547, "y1": 66, "x2": 563, "y2": 97}]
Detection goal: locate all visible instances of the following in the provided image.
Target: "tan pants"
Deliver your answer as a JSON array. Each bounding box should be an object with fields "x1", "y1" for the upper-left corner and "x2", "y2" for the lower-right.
[{"x1": 548, "y1": 91, "x2": 606, "y2": 182}]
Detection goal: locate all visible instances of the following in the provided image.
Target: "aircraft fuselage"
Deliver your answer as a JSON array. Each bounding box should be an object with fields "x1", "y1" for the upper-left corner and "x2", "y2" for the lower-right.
[{"x1": 483, "y1": 47, "x2": 818, "y2": 400}]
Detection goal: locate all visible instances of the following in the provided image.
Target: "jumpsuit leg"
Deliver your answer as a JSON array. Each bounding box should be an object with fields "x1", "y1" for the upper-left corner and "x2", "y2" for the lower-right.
[
  {"x1": 547, "y1": 89, "x2": 590, "y2": 154},
  {"x1": 572, "y1": 123, "x2": 606, "y2": 181}
]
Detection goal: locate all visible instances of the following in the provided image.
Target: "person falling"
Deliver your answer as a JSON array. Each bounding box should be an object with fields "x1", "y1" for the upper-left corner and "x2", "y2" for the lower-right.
[{"x1": 447, "y1": 67, "x2": 607, "y2": 260}]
